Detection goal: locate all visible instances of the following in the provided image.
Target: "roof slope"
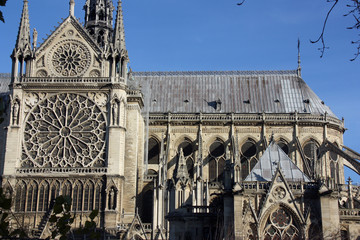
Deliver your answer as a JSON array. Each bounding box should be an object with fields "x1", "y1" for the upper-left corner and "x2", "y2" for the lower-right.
[
  {"x1": 132, "y1": 70, "x2": 336, "y2": 117},
  {"x1": 0, "y1": 73, "x2": 11, "y2": 94},
  {"x1": 244, "y1": 141, "x2": 310, "y2": 182}
]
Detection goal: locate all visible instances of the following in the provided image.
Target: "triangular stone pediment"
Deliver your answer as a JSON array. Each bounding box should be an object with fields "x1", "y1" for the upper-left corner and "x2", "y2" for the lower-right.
[
  {"x1": 33, "y1": 16, "x2": 103, "y2": 78},
  {"x1": 258, "y1": 167, "x2": 306, "y2": 227},
  {"x1": 244, "y1": 142, "x2": 310, "y2": 182}
]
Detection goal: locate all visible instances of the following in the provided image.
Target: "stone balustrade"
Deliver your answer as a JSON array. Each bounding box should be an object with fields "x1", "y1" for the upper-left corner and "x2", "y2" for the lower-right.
[
  {"x1": 149, "y1": 113, "x2": 343, "y2": 126},
  {"x1": 18, "y1": 77, "x2": 125, "y2": 84},
  {"x1": 16, "y1": 167, "x2": 108, "y2": 174}
]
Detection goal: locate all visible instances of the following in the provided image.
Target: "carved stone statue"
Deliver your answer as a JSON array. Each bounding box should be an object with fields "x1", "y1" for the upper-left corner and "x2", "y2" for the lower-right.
[
  {"x1": 33, "y1": 28, "x2": 38, "y2": 49},
  {"x1": 12, "y1": 99, "x2": 20, "y2": 125},
  {"x1": 112, "y1": 101, "x2": 119, "y2": 126}
]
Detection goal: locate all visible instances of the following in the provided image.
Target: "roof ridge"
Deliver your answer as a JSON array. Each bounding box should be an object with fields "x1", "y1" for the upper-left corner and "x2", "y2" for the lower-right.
[{"x1": 133, "y1": 70, "x2": 298, "y2": 76}]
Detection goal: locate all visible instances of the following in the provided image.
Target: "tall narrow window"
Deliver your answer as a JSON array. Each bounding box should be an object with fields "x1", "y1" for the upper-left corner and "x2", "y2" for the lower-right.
[
  {"x1": 84, "y1": 182, "x2": 94, "y2": 211},
  {"x1": 27, "y1": 182, "x2": 38, "y2": 212},
  {"x1": 240, "y1": 140, "x2": 258, "y2": 179},
  {"x1": 95, "y1": 184, "x2": 102, "y2": 210},
  {"x1": 208, "y1": 140, "x2": 226, "y2": 182},
  {"x1": 148, "y1": 137, "x2": 161, "y2": 165},
  {"x1": 303, "y1": 140, "x2": 320, "y2": 177},
  {"x1": 329, "y1": 142, "x2": 339, "y2": 183},
  {"x1": 63, "y1": 181, "x2": 72, "y2": 197},
  {"x1": 15, "y1": 182, "x2": 26, "y2": 212},
  {"x1": 38, "y1": 182, "x2": 50, "y2": 211},
  {"x1": 73, "y1": 182, "x2": 83, "y2": 211}
]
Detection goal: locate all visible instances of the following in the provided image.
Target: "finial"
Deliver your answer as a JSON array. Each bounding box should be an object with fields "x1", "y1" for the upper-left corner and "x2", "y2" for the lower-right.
[
  {"x1": 69, "y1": 0, "x2": 75, "y2": 16},
  {"x1": 297, "y1": 38, "x2": 302, "y2": 77}
]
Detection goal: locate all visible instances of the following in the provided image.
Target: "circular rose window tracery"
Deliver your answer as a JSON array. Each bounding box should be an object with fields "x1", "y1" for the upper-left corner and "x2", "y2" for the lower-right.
[
  {"x1": 50, "y1": 40, "x2": 91, "y2": 77},
  {"x1": 22, "y1": 93, "x2": 106, "y2": 168}
]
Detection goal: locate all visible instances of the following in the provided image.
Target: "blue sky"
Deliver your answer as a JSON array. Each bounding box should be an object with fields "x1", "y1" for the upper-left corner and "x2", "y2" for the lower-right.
[{"x1": 0, "y1": 0, "x2": 359, "y2": 182}]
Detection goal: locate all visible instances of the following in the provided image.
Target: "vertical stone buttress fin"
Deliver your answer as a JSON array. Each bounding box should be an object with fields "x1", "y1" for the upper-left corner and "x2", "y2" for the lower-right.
[
  {"x1": 15, "y1": 0, "x2": 31, "y2": 56},
  {"x1": 114, "y1": 0, "x2": 126, "y2": 52}
]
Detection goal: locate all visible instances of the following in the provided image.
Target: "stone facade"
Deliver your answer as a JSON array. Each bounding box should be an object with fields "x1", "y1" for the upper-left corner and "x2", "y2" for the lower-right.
[{"x1": 0, "y1": 1, "x2": 359, "y2": 239}]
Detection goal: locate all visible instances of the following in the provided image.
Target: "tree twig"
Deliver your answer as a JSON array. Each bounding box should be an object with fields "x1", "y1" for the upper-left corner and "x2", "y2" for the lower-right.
[{"x1": 310, "y1": 0, "x2": 339, "y2": 58}]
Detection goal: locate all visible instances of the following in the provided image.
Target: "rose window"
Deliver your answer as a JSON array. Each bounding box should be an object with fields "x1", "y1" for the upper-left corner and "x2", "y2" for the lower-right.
[
  {"x1": 271, "y1": 209, "x2": 291, "y2": 228},
  {"x1": 264, "y1": 208, "x2": 300, "y2": 240},
  {"x1": 22, "y1": 93, "x2": 106, "y2": 168},
  {"x1": 51, "y1": 40, "x2": 91, "y2": 77}
]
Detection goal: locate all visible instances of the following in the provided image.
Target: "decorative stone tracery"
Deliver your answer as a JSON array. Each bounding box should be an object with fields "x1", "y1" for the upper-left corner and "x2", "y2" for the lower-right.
[
  {"x1": 49, "y1": 40, "x2": 91, "y2": 77},
  {"x1": 263, "y1": 208, "x2": 300, "y2": 240},
  {"x1": 22, "y1": 93, "x2": 107, "y2": 168}
]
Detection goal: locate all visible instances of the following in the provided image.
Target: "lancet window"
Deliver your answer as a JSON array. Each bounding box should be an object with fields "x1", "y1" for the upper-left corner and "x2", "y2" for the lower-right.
[
  {"x1": 263, "y1": 208, "x2": 300, "y2": 240},
  {"x1": 38, "y1": 182, "x2": 50, "y2": 211},
  {"x1": 84, "y1": 182, "x2": 95, "y2": 211},
  {"x1": 27, "y1": 182, "x2": 38, "y2": 212},
  {"x1": 330, "y1": 143, "x2": 340, "y2": 183},
  {"x1": 208, "y1": 140, "x2": 226, "y2": 182},
  {"x1": 178, "y1": 140, "x2": 194, "y2": 177},
  {"x1": 72, "y1": 182, "x2": 84, "y2": 211},
  {"x1": 148, "y1": 137, "x2": 160, "y2": 165},
  {"x1": 303, "y1": 140, "x2": 320, "y2": 177},
  {"x1": 240, "y1": 139, "x2": 258, "y2": 179},
  {"x1": 15, "y1": 181, "x2": 26, "y2": 212}
]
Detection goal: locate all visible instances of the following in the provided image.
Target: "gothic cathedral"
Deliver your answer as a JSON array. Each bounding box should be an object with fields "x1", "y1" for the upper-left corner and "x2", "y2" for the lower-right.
[{"x1": 0, "y1": 0, "x2": 359, "y2": 239}]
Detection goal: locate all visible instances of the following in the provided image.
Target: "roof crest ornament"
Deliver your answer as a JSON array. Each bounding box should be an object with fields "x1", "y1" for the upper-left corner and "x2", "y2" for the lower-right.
[{"x1": 69, "y1": 0, "x2": 75, "y2": 17}]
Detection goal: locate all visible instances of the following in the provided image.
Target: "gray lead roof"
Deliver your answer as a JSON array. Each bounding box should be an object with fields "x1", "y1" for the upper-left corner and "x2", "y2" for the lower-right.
[
  {"x1": 0, "y1": 73, "x2": 11, "y2": 94},
  {"x1": 132, "y1": 70, "x2": 337, "y2": 117},
  {"x1": 244, "y1": 142, "x2": 311, "y2": 182}
]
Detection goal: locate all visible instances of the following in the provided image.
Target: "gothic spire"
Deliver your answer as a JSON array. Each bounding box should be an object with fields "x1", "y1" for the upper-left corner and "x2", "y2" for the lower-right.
[
  {"x1": 15, "y1": 0, "x2": 31, "y2": 55},
  {"x1": 113, "y1": 0, "x2": 126, "y2": 52}
]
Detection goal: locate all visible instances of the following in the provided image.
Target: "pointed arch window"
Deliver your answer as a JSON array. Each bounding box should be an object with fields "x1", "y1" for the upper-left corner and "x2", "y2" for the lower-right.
[
  {"x1": 240, "y1": 140, "x2": 258, "y2": 179},
  {"x1": 329, "y1": 142, "x2": 340, "y2": 183},
  {"x1": 208, "y1": 140, "x2": 226, "y2": 182},
  {"x1": 148, "y1": 137, "x2": 161, "y2": 165},
  {"x1": 72, "y1": 182, "x2": 83, "y2": 211},
  {"x1": 303, "y1": 140, "x2": 320, "y2": 177},
  {"x1": 94, "y1": 184, "x2": 102, "y2": 210},
  {"x1": 38, "y1": 182, "x2": 50, "y2": 211},
  {"x1": 15, "y1": 181, "x2": 26, "y2": 212},
  {"x1": 27, "y1": 182, "x2": 38, "y2": 212},
  {"x1": 263, "y1": 208, "x2": 300, "y2": 240},
  {"x1": 84, "y1": 182, "x2": 95, "y2": 211},
  {"x1": 62, "y1": 181, "x2": 72, "y2": 197},
  {"x1": 51, "y1": 181, "x2": 60, "y2": 202}
]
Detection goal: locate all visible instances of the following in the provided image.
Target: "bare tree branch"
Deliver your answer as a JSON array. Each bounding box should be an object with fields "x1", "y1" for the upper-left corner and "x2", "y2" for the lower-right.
[{"x1": 310, "y1": 0, "x2": 339, "y2": 58}]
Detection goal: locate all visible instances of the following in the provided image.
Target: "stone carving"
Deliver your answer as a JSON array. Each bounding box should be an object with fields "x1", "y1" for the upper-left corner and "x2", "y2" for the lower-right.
[
  {"x1": 272, "y1": 186, "x2": 286, "y2": 200},
  {"x1": 112, "y1": 99, "x2": 120, "y2": 126},
  {"x1": 12, "y1": 98, "x2": 20, "y2": 125},
  {"x1": 22, "y1": 93, "x2": 106, "y2": 168},
  {"x1": 87, "y1": 92, "x2": 108, "y2": 111},
  {"x1": 36, "y1": 70, "x2": 48, "y2": 77},
  {"x1": 33, "y1": 28, "x2": 38, "y2": 49},
  {"x1": 90, "y1": 69, "x2": 101, "y2": 77},
  {"x1": 50, "y1": 40, "x2": 91, "y2": 77}
]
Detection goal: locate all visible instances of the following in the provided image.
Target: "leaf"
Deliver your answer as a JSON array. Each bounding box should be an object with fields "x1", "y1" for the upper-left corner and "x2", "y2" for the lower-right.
[
  {"x1": 89, "y1": 209, "x2": 99, "y2": 220},
  {"x1": 49, "y1": 215, "x2": 58, "y2": 223},
  {"x1": 0, "y1": 0, "x2": 7, "y2": 7},
  {"x1": 0, "y1": 11, "x2": 4, "y2": 23}
]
